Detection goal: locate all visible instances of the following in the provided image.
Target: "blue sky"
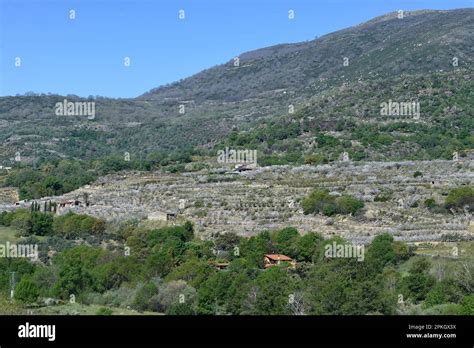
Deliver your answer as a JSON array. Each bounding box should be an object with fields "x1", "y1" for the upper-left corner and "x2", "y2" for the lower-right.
[{"x1": 0, "y1": 0, "x2": 472, "y2": 98}]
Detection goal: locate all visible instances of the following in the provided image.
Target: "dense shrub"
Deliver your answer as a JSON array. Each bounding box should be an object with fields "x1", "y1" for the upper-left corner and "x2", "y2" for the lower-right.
[
  {"x1": 14, "y1": 277, "x2": 39, "y2": 303},
  {"x1": 132, "y1": 282, "x2": 158, "y2": 311},
  {"x1": 53, "y1": 213, "x2": 106, "y2": 237},
  {"x1": 445, "y1": 187, "x2": 474, "y2": 211},
  {"x1": 0, "y1": 220, "x2": 471, "y2": 316},
  {"x1": 302, "y1": 190, "x2": 364, "y2": 216}
]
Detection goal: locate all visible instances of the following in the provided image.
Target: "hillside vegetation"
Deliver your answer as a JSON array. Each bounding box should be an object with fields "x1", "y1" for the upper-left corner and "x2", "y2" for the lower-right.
[
  {"x1": 0, "y1": 9, "x2": 472, "y2": 166},
  {"x1": 1, "y1": 217, "x2": 473, "y2": 315}
]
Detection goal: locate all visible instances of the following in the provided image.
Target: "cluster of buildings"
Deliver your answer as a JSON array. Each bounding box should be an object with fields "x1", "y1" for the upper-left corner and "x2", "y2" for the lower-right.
[{"x1": 209, "y1": 254, "x2": 297, "y2": 270}]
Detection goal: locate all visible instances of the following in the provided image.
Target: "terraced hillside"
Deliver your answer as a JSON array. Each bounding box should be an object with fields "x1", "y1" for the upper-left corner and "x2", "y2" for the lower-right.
[
  {"x1": 6, "y1": 158, "x2": 472, "y2": 244},
  {"x1": 220, "y1": 69, "x2": 474, "y2": 163}
]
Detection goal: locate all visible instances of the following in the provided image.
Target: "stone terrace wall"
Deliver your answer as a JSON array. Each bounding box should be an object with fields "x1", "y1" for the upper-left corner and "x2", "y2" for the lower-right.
[{"x1": 5, "y1": 159, "x2": 473, "y2": 244}]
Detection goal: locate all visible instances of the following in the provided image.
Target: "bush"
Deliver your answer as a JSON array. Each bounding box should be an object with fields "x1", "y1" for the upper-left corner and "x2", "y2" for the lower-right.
[
  {"x1": 460, "y1": 295, "x2": 474, "y2": 315},
  {"x1": 302, "y1": 190, "x2": 364, "y2": 216},
  {"x1": 151, "y1": 280, "x2": 196, "y2": 313},
  {"x1": 304, "y1": 154, "x2": 329, "y2": 165},
  {"x1": 10, "y1": 210, "x2": 32, "y2": 234},
  {"x1": 96, "y1": 307, "x2": 113, "y2": 315},
  {"x1": 0, "y1": 298, "x2": 28, "y2": 315},
  {"x1": 132, "y1": 282, "x2": 158, "y2": 311},
  {"x1": 30, "y1": 212, "x2": 54, "y2": 236},
  {"x1": 15, "y1": 277, "x2": 39, "y2": 303},
  {"x1": 101, "y1": 287, "x2": 136, "y2": 308},
  {"x1": 0, "y1": 211, "x2": 14, "y2": 226},
  {"x1": 271, "y1": 227, "x2": 299, "y2": 257},
  {"x1": 81, "y1": 292, "x2": 106, "y2": 306},
  {"x1": 214, "y1": 232, "x2": 240, "y2": 252},
  {"x1": 52, "y1": 245, "x2": 104, "y2": 298},
  {"x1": 335, "y1": 195, "x2": 365, "y2": 215},
  {"x1": 424, "y1": 198, "x2": 437, "y2": 209},
  {"x1": 413, "y1": 171, "x2": 423, "y2": 178},
  {"x1": 322, "y1": 202, "x2": 338, "y2": 216},
  {"x1": 166, "y1": 302, "x2": 195, "y2": 315},
  {"x1": 53, "y1": 213, "x2": 106, "y2": 238},
  {"x1": 374, "y1": 193, "x2": 391, "y2": 202},
  {"x1": 302, "y1": 190, "x2": 334, "y2": 215},
  {"x1": 399, "y1": 258, "x2": 436, "y2": 303},
  {"x1": 422, "y1": 303, "x2": 462, "y2": 315},
  {"x1": 445, "y1": 187, "x2": 474, "y2": 211}
]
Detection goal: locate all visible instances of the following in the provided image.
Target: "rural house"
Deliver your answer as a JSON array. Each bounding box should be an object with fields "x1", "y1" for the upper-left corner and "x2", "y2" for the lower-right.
[{"x1": 264, "y1": 254, "x2": 296, "y2": 269}]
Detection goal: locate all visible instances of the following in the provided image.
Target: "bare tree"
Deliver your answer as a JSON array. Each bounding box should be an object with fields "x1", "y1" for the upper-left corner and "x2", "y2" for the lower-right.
[
  {"x1": 288, "y1": 291, "x2": 306, "y2": 316},
  {"x1": 433, "y1": 260, "x2": 446, "y2": 282},
  {"x1": 242, "y1": 286, "x2": 259, "y2": 314},
  {"x1": 455, "y1": 262, "x2": 473, "y2": 293}
]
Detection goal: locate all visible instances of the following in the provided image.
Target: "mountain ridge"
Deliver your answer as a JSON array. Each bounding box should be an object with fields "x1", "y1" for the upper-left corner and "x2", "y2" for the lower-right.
[
  {"x1": 0, "y1": 8, "x2": 472, "y2": 164},
  {"x1": 139, "y1": 8, "x2": 473, "y2": 103}
]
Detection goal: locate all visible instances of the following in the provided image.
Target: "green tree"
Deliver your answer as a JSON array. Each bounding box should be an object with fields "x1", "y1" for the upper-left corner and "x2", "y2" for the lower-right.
[
  {"x1": 15, "y1": 277, "x2": 39, "y2": 303},
  {"x1": 302, "y1": 190, "x2": 363, "y2": 216},
  {"x1": 152, "y1": 280, "x2": 196, "y2": 314},
  {"x1": 295, "y1": 232, "x2": 324, "y2": 262},
  {"x1": 145, "y1": 250, "x2": 175, "y2": 278},
  {"x1": 342, "y1": 277, "x2": 396, "y2": 315},
  {"x1": 133, "y1": 282, "x2": 158, "y2": 311},
  {"x1": 165, "y1": 257, "x2": 214, "y2": 288},
  {"x1": 399, "y1": 258, "x2": 436, "y2": 303},
  {"x1": 424, "y1": 285, "x2": 446, "y2": 308},
  {"x1": 9, "y1": 209, "x2": 32, "y2": 235},
  {"x1": 53, "y1": 246, "x2": 103, "y2": 298},
  {"x1": 0, "y1": 258, "x2": 36, "y2": 294},
  {"x1": 366, "y1": 233, "x2": 397, "y2": 273},
  {"x1": 335, "y1": 195, "x2": 364, "y2": 215},
  {"x1": 197, "y1": 266, "x2": 251, "y2": 315},
  {"x1": 246, "y1": 266, "x2": 295, "y2": 315},
  {"x1": 301, "y1": 189, "x2": 333, "y2": 215},
  {"x1": 43, "y1": 176, "x2": 63, "y2": 193},
  {"x1": 30, "y1": 212, "x2": 53, "y2": 236},
  {"x1": 271, "y1": 227, "x2": 299, "y2": 257},
  {"x1": 239, "y1": 231, "x2": 273, "y2": 267},
  {"x1": 214, "y1": 232, "x2": 240, "y2": 253}
]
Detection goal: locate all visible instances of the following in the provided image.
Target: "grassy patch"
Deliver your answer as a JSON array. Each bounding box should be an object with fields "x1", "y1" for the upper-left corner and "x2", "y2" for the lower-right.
[
  {"x1": 34, "y1": 303, "x2": 161, "y2": 315},
  {"x1": 0, "y1": 226, "x2": 19, "y2": 243},
  {"x1": 412, "y1": 241, "x2": 473, "y2": 260}
]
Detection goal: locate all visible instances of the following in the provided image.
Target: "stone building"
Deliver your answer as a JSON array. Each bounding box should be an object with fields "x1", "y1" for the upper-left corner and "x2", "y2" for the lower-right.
[{"x1": 148, "y1": 210, "x2": 177, "y2": 221}]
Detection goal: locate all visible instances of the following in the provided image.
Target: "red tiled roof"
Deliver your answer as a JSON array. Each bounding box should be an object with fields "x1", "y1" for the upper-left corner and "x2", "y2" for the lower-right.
[{"x1": 265, "y1": 254, "x2": 293, "y2": 261}]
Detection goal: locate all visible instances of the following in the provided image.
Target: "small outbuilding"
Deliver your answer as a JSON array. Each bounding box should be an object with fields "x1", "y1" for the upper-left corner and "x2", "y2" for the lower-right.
[
  {"x1": 59, "y1": 200, "x2": 82, "y2": 208},
  {"x1": 209, "y1": 261, "x2": 230, "y2": 270},
  {"x1": 234, "y1": 164, "x2": 255, "y2": 172},
  {"x1": 148, "y1": 210, "x2": 177, "y2": 221}
]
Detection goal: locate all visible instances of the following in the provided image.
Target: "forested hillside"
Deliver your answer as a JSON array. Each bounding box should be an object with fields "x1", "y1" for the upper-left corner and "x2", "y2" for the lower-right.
[{"x1": 0, "y1": 9, "x2": 472, "y2": 165}]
